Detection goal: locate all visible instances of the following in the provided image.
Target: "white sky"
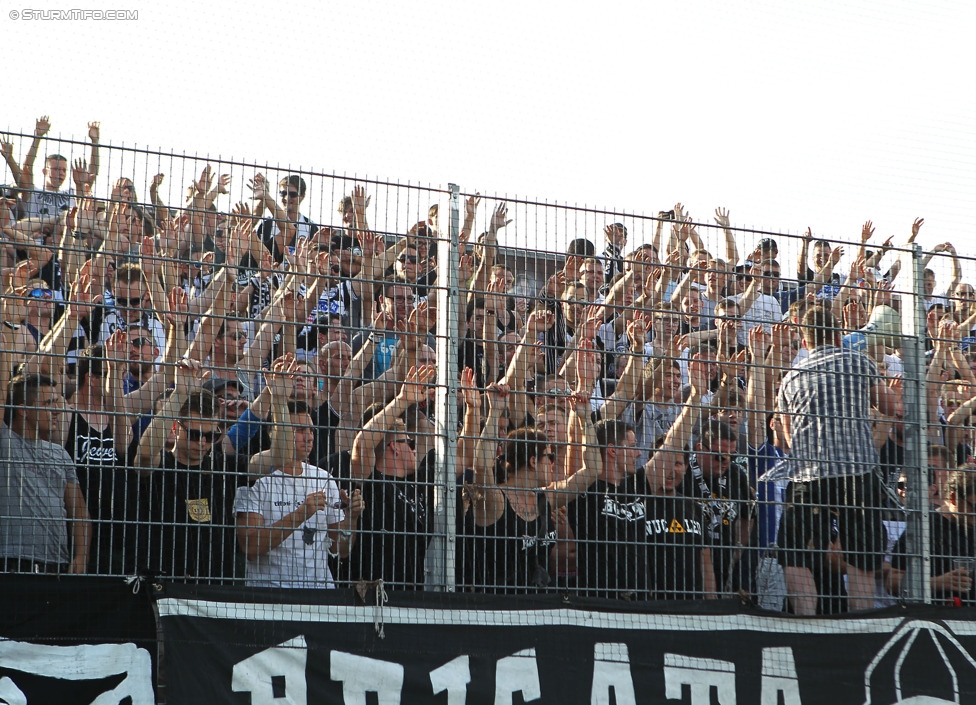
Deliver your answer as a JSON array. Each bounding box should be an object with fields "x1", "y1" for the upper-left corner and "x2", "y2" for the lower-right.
[{"x1": 4, "y1": 0, "x2": 975, "y2": 288}]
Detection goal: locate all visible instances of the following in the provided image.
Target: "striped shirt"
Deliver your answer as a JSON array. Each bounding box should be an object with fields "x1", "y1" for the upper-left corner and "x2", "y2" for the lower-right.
[{"x1": 775, "y1": 345, "x2": 880, "y2": 481}]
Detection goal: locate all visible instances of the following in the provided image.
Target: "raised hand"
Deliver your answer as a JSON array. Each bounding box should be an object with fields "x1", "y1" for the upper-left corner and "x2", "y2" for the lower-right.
[
  {"x1": 193, "y1": 166, "x2": 214, "y2": 196},
  {"x1": 164, "y1": 286, "x2": 188, "y2": 328},
  {"x1": 458, "y1": 253, "x2": 475, "y2": 285},
  {"x1": 0, "y1": 139, "x2": 14, "y2": 161},
  {"x1": 35, "y1": 115, "x2": 51, "y2": 138},
  {"x1": 267, "y1": 353, "x2": 299, "y2": 398},
  {"x1": 524, "y1": 309, "x2": 555, "y2": 339},
  {"x1": 351, "y1": 185, "x2": 369, "y2": 216},
  {"x1": 626, "y1": 317, "x2": 649, "y2": 350},
  {"x1": 87, "y1": 121, "x2": 100, "y2": 143},
  {"x1": 65, "y1": 270, "x2": 94, "y2": 321},
  {"x1": 216, "y1": 173, "x2": 231, "y2": 195},
  {"x1": 464, "y1": 192, "x2": 481, "y2": 220},
  {"x1": 459, "y1": 366, "x2": 481, "y2": 410},
  {"x1": 575, "y1": 339, "x2": 601, "y2": 392},
  {"x1": 104, "y1": 328, "x2": 127, "y2": 364},
  {"x1": 489, "y1": 202, "x2": 511, "y2": 234},
  {"x1": 747, "y1": 325, "x2": 769, "y2": 362},
  {"x1": 861, "y1": 220, "x2": 875, "y2": 243},
  {"x1": 770, "y1": 322, "x2": 792, "y2": 351},
  {"x1": 484, "y1": 382, "x2": 511, "y2": 414},
  {"x1": 150, "y1": 173, "x2": 165, "y2": 190},
  {"x1": 714, "y1": 207, "x2": 730, "y2": 229},
  {"x1": 248, "y1": 172, "x2": 269, "y2": 201},
  {"x1": 688, "y1": 358, "x2": 709, "y2": 396},
  {"x1": 70, "y1": 158, "x2": 91, "y2": 189},
  {"x1": 173, "y1": 358, "x2": 206, "y2": 396},
  {"x1": 909, "y1": 217, "x2": 924, "y2": 243},
  {"x1": 342, "y1": 488, "x2": 365, "y2": 521},
  {"x1": 398, "y1": 364, "x2": 437, "y2": 406}
]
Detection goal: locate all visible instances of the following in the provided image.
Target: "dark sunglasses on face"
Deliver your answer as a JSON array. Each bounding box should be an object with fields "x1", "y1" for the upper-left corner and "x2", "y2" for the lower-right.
[
  {"x1": 542, "y1": 452, "x2": 556, "y2": 463},
  {"x1": 28, "y1": 288, "x2": 54, "y2": 299},
  {"x1": 705, "y1": 448, "x2": 731, "y2": 464},
  {"x1": 224, "y1": 331, "x2": 248, "y2": 341},
  {"x1": 398, "y1": 255, "x2": 419, "y2": 264},
  {"x1": 280, "y1": 190, "x2": 300, "y2": 199},
  {"x1": 129, "y1": 337, "x2": 152, "y2": 348},
  {"x1": 116, "y1": 296, "x2": 144, "y2": 307},
  {"x1": 179, "y1": 422, "x2": 222, "y2": 443},
  {"x1": 392, "y1": 437, "x2": 416, "y2": 450}
]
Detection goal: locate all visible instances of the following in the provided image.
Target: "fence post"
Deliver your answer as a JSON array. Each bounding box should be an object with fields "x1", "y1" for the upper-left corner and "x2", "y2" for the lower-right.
[
  {"x1": 900, "y1": 243, "x2": 931, "y2": 604},
  {"x1": 426, "y1": 183, "x2": 461, "y2": 591}
]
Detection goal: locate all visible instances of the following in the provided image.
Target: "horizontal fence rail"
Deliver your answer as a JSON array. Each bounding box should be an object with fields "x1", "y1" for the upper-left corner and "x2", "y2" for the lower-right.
[{"x1": 2, "y1": 128, "x2": 976, "y2": 621}]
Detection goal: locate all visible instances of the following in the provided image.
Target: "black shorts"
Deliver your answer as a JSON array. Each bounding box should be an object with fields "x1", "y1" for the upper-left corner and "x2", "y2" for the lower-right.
[{"x1": 776, "y1": 472, "x2": 887, "y2": 572}]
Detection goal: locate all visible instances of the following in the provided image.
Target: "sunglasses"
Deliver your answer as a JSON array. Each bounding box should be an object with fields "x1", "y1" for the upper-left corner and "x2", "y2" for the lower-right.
[
  {"x1": 547, "y1": 387, "x2": 574, "y2": 397},
  {"x1": 223, "y1": 331, "x2": 248, "y2": 341},
  {"x1": 179, "y1": 422, "x2": 223, "y2": 443},
  {"x1": 129, "y1": 337, "x2": 152, "y2": 348},
  {"x1": 705, "y1": 449, "x2": 731, "y2": 464},
  {"x1": 279, "y1": 190, "x2": 300, "y2": 199},
  {"x1": 116, "y1": 296, "x2": 144, "y2": 307},
  {"x1": 392, "y1": 437, "x2": 416, "y2": 450},
  {"x1": 28, "y1": 288, "x2": 54, "y2": 299},
  {"x1": 398, "y1": 255, "x2": 419, "y2": 264},
  {"x1": 542, "y1": 452, "x2": 556, "y2": 463}
]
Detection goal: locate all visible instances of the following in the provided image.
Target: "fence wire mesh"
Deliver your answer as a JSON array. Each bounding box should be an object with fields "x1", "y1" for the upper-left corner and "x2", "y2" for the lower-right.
[{"x1": 2, "y1": 129, "x2": 975, "y2": 617}]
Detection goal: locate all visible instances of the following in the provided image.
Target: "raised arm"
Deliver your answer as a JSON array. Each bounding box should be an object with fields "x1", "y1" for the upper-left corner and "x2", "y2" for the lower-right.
[
  {"x1": 19, "y1": 115, "x2": 50, "y2": 192},
  {"x1": 248, "y1": 355, "x2": 299, "y2": 476},
  {"x1": 714, "y1": 207, "x2": 738, "y2": 265},
  {"x1": 134, "y1": 359, "x2": 204, "y2": 474},
  {"x1": 349, "y1": 364, "x2": 436, "y2": 482}
]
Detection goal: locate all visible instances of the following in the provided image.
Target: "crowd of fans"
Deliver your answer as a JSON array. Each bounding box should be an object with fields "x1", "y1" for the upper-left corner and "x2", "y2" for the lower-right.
[{"x1": 3, "y1": 117, "x2": 976, "y2": 616}]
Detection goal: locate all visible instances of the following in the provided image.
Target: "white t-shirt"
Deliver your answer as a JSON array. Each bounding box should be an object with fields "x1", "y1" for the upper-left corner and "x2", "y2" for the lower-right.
[
  {"x1": 234, "y1": 463, "x2": 345, "y2": 588},
  {"x1": 732, "y1": 292, "x2": 780, "y2": 346},
  {"x1": 23, "y1": 188, "x2": 74, "y2": 219}
]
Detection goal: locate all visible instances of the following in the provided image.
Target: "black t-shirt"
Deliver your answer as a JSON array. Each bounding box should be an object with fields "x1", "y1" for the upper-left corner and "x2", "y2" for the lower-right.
[
  {"x1": 64, "y1": 411, "x2": 134, "y2": 574},
  {"x1": 680, "y1": 455, "x2": 753, "y2": 587},
  {"x1": 879, "y1": 436, "x2": 905, "y2": 486},
  {"x1": 893, "y1": 512, "x2": 976, "y2": 605},
  {"x1": 350, "y1": 467, "x2": 432, "y2": 589},
  {"x1": 470, "y1": 491, "x2": 555, "y2": 595},
  {"x1": 644, "y1": 494, "x2": 707, "y2": 599},
  {"x1": 569, "y1": 474, "x2": 648, "y2": 599},
  {"x1": 140, "y1": 450, "x2": 251, "y2": 582}
]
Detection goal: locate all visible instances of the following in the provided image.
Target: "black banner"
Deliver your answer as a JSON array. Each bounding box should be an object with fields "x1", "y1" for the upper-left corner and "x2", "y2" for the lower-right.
[
  {"x1": 157, "y1": 585, "x2": 976, "y2": 705},
  {"x1": 0, "y1": 575, "x2": 157, "y2": 704}
]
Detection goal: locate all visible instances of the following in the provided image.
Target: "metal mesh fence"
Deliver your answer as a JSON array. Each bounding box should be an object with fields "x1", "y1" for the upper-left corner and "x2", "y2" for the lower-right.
[{"x1": 2, "y1": 129, "x2": 975, "y2": 616}]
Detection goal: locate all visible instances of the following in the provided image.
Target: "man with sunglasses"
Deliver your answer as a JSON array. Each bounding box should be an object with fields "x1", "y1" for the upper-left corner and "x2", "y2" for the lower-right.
[
  {"x1": 91, "y1": 262, "x2": 165, "y2": 364},
  {"x1": 135, "y1": 361, "x2": 253, "y2": 582},
  {"x1": 251, "y1": 173, "x2": 318, "y2": 265},
  {"x1": 680, "y1": 419, "x2": 754, "y2": 595}
]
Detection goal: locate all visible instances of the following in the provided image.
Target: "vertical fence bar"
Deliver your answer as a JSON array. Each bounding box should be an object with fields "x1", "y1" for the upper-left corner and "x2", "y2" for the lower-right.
[
  {"x1": 901, "y1": 243, "x2": 931, "y2": 604},
  {"x1": 426, "y1": 183, "x2": 461, "y2": 590}
]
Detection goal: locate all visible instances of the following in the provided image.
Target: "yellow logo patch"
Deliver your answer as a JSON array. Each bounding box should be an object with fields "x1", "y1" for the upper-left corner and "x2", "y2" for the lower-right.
[
  {"x1": 668, "y1": 519, "x2": 685, "y2": 533},
  {"x1": 186, "y1": 498, "x2": 211, "y2": 523}
]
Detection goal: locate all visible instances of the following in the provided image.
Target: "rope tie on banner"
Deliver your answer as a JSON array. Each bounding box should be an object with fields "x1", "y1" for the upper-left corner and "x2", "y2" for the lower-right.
[
  {"x1": 124, "y1": 575, "x2": 142, "y2": 595},
  {"x1": 374, "y1": 581, "x2": 389, "y2": 638}
]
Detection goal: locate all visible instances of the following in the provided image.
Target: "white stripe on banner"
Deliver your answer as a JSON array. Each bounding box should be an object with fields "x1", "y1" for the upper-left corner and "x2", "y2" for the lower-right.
[{"x1": 157, "y1": 598, "x2": 926, "y2": 635}]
